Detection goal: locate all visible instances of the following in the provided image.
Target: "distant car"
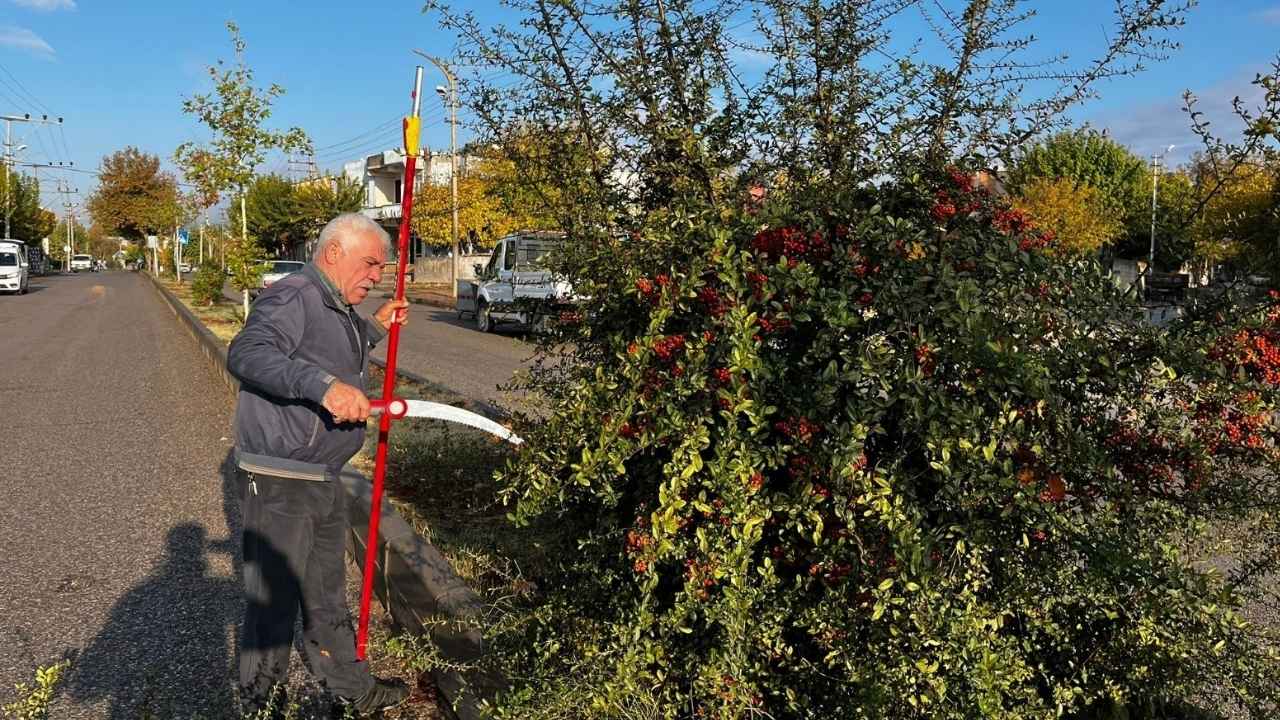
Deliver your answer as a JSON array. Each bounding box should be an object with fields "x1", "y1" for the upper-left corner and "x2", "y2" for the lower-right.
[
  {"x1": 70, "y1": 254, "x2": 93, "y2": 272},
  {"x1": 178, "y1": 262, "x2": 192, "y2": 274},
  {"x1": 0, "y1": 240, "x2": 29, "y2": 294},
  {"x1": 253, "y1": 260, "x2": 306, "y2": 297}
]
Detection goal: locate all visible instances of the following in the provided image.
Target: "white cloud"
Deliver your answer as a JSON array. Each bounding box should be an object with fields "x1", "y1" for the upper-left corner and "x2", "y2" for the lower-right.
[
  {"x1": 0, "y1": 25, "x2": 53, "y2": 57},
  {"x1": 1087, "y1": 68, "x2": 1269, "y2": 166},
  {"x1": 10, "y1": 0, "x2": 76, "y2": 10}
]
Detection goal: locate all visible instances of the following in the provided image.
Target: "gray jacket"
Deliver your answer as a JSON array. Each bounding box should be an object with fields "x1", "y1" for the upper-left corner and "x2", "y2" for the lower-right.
[{"x1": 228, "y1": 263, "x2": 386, "y2": 481}]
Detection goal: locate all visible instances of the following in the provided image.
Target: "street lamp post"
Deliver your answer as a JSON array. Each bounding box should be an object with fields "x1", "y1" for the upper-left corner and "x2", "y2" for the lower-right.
[
  {"x1": 414, "y1": 50, "x2": 460, "y2": 300},
  {"x1": 437, "y1": 82, "x2": 459, "y2": 301},
  {"x1": 1147, "y1": 144, "x2": 1175, "y2": 296}
]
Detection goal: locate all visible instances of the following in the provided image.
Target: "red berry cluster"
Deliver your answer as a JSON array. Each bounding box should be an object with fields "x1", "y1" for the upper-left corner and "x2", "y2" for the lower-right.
[
  {"x1": 746, "y1": 271, "x2": 769, "y2": 297},
  {"x1": 787, "y1": 454, "x2": 813, "y2": 480},
  {"x1": 1018, "y1": 231, "x2": 1053, "y2": 253},
  {"x1": 858, "y1": 292, "x2": 875, "y2": 306},
  {"x1": 684, "y1": 557, "x2": 720, "y2": 599},
  {"x1": 775, "y1": 415, "x2": 821, "y2": 444},
  {"x1": 751, "y1": 226, "x2": 832, "y2": 263},
  {"x1": 652, "y1": 334, "x2": 686, "y2": 362},
  {"x1": 992, "y1": 208, "x2": 1031, "y2": 235},
  {"x1": 931, "y1": 200, "x2": 957, "y2": 224},
  {"x1": 947, "y1": 166, "x2": 975, "y2": 192},
  {"x1": 914, "y1": 344, "x2": 936, "y2": 377},
  {"x1": 757, "y1": 314, "x2": 792, "y2": 334},
  {"x1": 1210, "y1": 327, "x2": 1280, "y2": 385},
  {"x1": 709, "y1": 367, "x2": 733, "y2": 386},
  {"x1": 698, "y1": 286, "x2": 728, "y2": 318}
]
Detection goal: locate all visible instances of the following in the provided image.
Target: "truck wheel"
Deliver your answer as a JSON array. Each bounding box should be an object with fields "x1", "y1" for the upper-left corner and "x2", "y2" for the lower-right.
[{"x1": 476, "y1": 300, "x2": 493, "y2": 333}]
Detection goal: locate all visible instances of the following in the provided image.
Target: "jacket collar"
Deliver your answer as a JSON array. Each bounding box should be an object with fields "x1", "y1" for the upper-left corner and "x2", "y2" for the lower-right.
[{"x1": 301, "y1": 263, "x2": 350, "y2": 313}]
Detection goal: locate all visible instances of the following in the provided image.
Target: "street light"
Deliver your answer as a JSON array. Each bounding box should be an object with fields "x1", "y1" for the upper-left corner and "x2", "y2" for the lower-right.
[
  {"x1": 1147, "y1": 144, "x2": 1176, "y2": 288},
  {"x1": 414, "y1": 49, "x2": 460, "y2": 300}
]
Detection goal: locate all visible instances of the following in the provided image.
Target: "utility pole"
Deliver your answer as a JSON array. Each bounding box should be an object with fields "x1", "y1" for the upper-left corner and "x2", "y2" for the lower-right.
[
  {"x1": 1, "y1": 113, "x2": 62, "y2": 239},
  {"x1": 415, "y1": 50, "x2": 459, "y2": 299},
  {"x1": 1146, "y1": 144, "x2": 1175, "y2": 299},
  {"x1": 56, "y1": 179, "x2": 77, "y2": 272}
]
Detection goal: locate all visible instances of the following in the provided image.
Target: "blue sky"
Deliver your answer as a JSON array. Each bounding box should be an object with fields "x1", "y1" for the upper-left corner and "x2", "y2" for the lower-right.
[{"x1": 0, "y1": 0, "x2": 1276, "y2": 222}]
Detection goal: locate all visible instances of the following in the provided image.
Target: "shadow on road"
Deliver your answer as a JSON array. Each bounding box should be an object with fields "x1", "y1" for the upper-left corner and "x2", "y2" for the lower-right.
[{"x1": 65, "y1": 523, "x2": 240, "y2": 719}]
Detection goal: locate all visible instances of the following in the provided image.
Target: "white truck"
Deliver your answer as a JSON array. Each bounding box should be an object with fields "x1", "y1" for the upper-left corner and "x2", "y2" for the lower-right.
[{"x1": 456, "y1": 231, "x2": 573, "y2": 332}]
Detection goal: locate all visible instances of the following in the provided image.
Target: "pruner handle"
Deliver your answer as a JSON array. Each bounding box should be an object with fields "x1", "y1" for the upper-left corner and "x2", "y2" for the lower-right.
[{"x1": 369, "y1": 397, "x2": 408, "y2": 420}]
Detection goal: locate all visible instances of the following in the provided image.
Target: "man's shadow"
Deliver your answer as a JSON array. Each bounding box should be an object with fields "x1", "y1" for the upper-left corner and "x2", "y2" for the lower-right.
[{"x1": 65, "y1": 522, "x2": 242, "y2": 719}]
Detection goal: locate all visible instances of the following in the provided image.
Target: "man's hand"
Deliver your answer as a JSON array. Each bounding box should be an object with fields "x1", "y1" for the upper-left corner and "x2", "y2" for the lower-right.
[
  {"x1": 373, "y1": 299, "x2": 410, "y2": 331},
  {"x1": 322, "y1": 381, "x2": 371, "y2": 424}
]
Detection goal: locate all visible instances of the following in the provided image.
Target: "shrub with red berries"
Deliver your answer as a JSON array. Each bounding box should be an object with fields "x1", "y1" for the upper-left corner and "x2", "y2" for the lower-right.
[{"x1": 486, "y1": 171, "x2": 1280, "y2": 719}]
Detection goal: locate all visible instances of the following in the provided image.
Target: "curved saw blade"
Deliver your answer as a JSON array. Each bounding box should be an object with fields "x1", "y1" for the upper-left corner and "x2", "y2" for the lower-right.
[{"x1": 401, "y1": 399, "x2": 523, "y2": 445}]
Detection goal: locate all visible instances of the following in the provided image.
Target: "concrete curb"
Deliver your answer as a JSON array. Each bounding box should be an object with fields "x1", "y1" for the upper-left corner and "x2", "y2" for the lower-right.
[
  {"x1": 142, "y1": 272, "x2": 241, "y2": 392},
  {"x1": 142, "y1": 272, "x2": 493, "y2": 720}
]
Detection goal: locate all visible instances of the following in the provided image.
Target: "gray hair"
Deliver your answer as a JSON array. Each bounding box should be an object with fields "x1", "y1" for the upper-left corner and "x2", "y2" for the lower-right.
[{"x1": 317, "y1": 213, "x2": 392, "y2": 256}]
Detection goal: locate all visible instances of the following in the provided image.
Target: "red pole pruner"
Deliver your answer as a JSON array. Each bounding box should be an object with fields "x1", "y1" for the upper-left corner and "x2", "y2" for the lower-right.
[{"x1": 354, "y1": 65, "x2": 425, "y2": 660}]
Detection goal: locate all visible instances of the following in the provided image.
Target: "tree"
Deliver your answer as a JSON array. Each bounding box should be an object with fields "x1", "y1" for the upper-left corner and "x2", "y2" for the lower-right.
[
  {"x1": 1150, "y1": 168, "x2": 1198, "y2": 270},
  {"x1": 230, "y1": 174, "x2": 363, "y2": 257},
  {"x1": 1189, "y1": 159, "x2": 1277, "y2": 274},
  {"x1": 0, "y1": 169, "x2": 53, "y2": 242},
  {"x1": 237, "y1": 174, "x2": 296, "y2": 256},
  {"x1": 174, "y1": 21, "x2": 310, "y2": 316},
  {"x1": 292, "y1": 175, "x2": 363, "y2": 241},
  {"x1": 51, "y1": 218, "x2": 90, "y2": 260},
  {"x1": 411, "y1": 159, "x2": 547, "y2": 249},
  {"x1": 1014, "y1": 177, "x2": 1125, "y2": 257},
  {"x1": 1006, "y1": 130, "x2": 1152, "y2": 257},
  {"x1": 86, "y1": 147, "x2": 181, "y2": 243},
  {"x1": 425, "y1": 1, "x2": 1280, "y2": 717}
]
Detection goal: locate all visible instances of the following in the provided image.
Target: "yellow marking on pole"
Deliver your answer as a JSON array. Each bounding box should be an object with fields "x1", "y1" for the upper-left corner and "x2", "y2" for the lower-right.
[{"x1": 403, "y1": 116, "x2": 421, "y2": 157}]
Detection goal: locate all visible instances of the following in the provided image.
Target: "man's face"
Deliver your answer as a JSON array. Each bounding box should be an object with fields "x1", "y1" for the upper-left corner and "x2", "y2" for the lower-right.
[{"x1": 326, "y1": 231, "x2": 386, "y2": 305}]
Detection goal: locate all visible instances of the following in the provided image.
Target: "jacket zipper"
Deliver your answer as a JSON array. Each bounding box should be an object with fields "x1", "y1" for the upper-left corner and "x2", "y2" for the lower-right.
[
  {"x1": 306, "y1": 414, "x2": 322, "y2": 447},
  {"x1": 344, "y1": 310, "x2": 365, "y2": 380}
]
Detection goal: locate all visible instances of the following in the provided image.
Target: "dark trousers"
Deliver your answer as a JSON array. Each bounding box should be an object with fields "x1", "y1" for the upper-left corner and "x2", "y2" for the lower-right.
[{"x1": 238, "y1": 470, "x2": 374, "y2": 704}]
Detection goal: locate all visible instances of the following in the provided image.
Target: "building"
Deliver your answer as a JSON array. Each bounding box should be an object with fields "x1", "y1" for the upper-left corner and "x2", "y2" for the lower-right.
[{"x1": 342, "y1": 148, "x2": 477, "y2": 265}]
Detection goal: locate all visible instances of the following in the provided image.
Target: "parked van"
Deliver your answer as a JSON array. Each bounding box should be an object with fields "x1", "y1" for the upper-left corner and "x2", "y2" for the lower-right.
[{"x1": 0, "y1": 239, "x2": 30, "y2": 294}]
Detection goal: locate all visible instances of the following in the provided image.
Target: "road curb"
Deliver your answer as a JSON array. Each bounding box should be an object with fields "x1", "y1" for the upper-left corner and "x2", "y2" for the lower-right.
[
  {"x1": 142, "y1": 271, "x2": 492, "y2": 719},
  {"x1": 142, "y1": 272, "x2": 240, "y2": 393}
]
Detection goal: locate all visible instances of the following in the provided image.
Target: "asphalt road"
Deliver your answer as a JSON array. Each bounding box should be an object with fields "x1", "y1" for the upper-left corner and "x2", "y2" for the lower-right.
[
  {"x1": 0, "y1": 271, "x2": 241, "y2": 718},
  {"x1": 224, "y1": 279, "x2": 535, "y2": 409},
  {"x1": 368, "y1": 304, "x2": 533, "y2": 409}
]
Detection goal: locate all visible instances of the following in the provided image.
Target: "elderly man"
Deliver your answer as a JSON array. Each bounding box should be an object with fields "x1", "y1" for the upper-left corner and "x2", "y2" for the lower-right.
[{"x1": 227, "y1": 213, "x2": 411, "y2": 715}]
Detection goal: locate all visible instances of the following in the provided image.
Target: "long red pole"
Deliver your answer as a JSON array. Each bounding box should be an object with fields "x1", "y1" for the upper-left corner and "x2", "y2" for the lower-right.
[{"x1": 356, "y1": 66, "x2": 424, "y2": 659}]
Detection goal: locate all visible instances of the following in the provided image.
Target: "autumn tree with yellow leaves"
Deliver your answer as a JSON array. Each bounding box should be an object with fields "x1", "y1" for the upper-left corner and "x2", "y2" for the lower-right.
[
  {"x1": 411, "y1": 157, "x2": 551, "y2": 249},
  {"x1": 1014, "y1": 177, "x2": 1124, "y2": 257}
]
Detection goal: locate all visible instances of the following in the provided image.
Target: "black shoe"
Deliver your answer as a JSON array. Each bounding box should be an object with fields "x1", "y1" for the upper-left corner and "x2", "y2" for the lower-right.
[{"x1": 349, "y1": 677, "x2": 410, "y2": 715}]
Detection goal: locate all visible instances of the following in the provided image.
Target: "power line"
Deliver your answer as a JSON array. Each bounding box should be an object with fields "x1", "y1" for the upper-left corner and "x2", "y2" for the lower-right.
[{"x1": 311, "y1": 115, "x2": 402, "y2": 152}]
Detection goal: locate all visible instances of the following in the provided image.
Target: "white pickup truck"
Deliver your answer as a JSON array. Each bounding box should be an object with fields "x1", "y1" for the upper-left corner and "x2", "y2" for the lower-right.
[{"x1": 456, "y1": 231, "x2": 573, "y2": 332}]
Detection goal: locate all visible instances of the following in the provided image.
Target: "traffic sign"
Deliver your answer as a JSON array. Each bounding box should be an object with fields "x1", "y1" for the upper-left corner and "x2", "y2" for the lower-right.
[{"x1": 178, "y1": 228, "x2": 190, "y2": 245}]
